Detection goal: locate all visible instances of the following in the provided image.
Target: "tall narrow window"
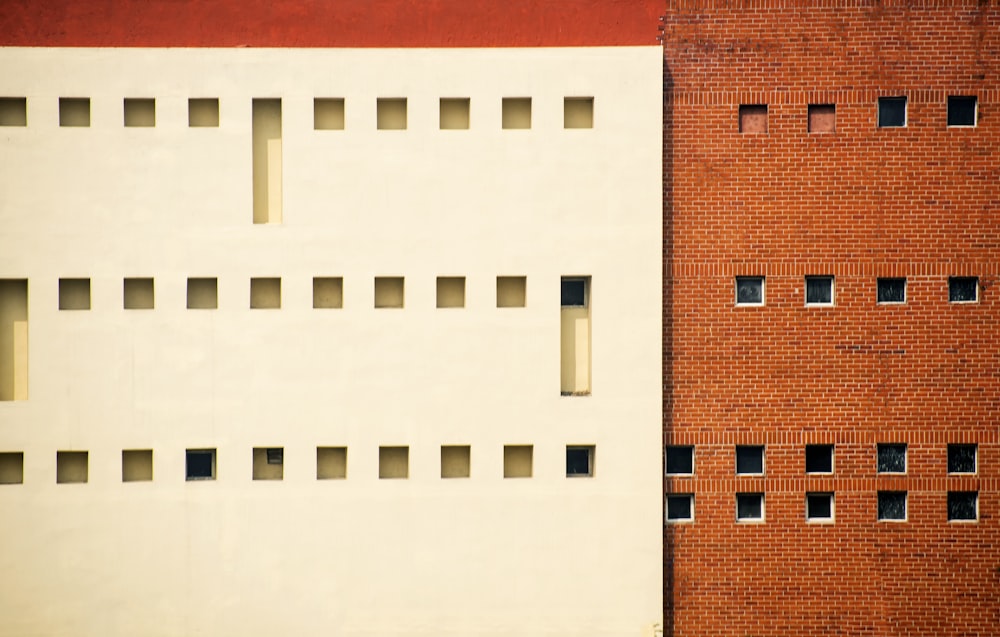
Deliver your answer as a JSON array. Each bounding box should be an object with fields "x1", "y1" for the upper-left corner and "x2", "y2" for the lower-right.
[
  {"x1": 252, "y1": 99, "x2": 282, "y2": 224},
  {"x1": 560, "y1": 277, "x2": 591, "y2": 395},
  {"x1": 0, "y1": 280, "x2": 28, "y2": 401}
]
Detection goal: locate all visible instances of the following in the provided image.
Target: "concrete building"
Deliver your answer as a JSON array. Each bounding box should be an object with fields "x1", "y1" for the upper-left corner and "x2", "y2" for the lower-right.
[{"x1": 0, "y1": 2, "x2": 662, "y2": 636}]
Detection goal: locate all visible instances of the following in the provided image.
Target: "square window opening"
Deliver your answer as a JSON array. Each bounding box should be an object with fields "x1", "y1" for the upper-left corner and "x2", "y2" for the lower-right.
[
  {"x1": 440, "y1": 445, "x2": 471, "y2": 479},
  {"x1": 253, "y1": 447, "x2": 283, "y2": 480},
  {"x1": 59, "y1": 98, "x2": 90, "y2": 127},
  {"x1": 948, "y1": 491, "x2": 978, "y2": 521},
  {"x1": 806, "y1": 493, "x2": 834, "y2": 521},
  {"x1": 877, "y1": 443, "x2": 907, "y2": 474},
  {"x1": 808, "y1": 104, "x2": 836, "y2": 133},
  {"x1": 736, "y1": 493, "x2": 764, "y2": 521},
  {"x1": 313, "y1": 277, "x2": 344, "y2": 309},
  {"x1": 947, "y1": 96, "x2": 977, "y2": 127},
  {"x1": 805, "y1": 444, "x2": 834, "y2": 474},
  {"x1": 56, "y1": 451, "x2": 88, "y2": 484},
  {"x1": 186, "y1": 449, "x2": 216, "y2": 480},
  {"x1": 564, "y1": 97, "x2": 594, "y2": 129},
  {"x1": 188, "y1": 98, "x2": 219, "y2": 127},
  {"x1": 877, "y1": 491, "x2": 907, "y2": 521},
  {"x1": 376, "y1": 98, "x2": 407, "y2": 130},
  {"x1": 561, "y1": 277, "x2": 589, "y2": 308},
  {"x1": 502, "y1": 97, "x2": 531, "y2": 130},
  {"x1": 122, "y1": 449, "x2": 153, "y2": 482},
  {"x1": 0, "y1": 452, "x2": 24, "y2": 484},
  {"x1": 496, "y1": 276, "x2": 526, "y2": 308},
  {"x1": 666, "y1": 494, "x2": 694, "y2": 523},
  {"x1": 665, "y1": 445, "x2": 694, "y2": 475},
  {"x1": 948, "y1": 277, "x2": 978, "y2": 303},
  {"x1": 739, "y1": 104, "x2": 768, "y2": 133},
  {"x1": 58, "y1": 278, "x2": 91, "y2": 311},
  {"x1": 124, "y1": 277, "x2": 154, "y2": 310},
  {"x1": 187, "y1": 278, "x2": 218, "y2": 309},
  {"x1": 805, "y1": 275, "x2": 834, "y2": 306},
  {"x1": 947, "y1": 444, "x2": 977, "y2": 474},
  {"x1": 735, "y1": 276, "x2": 764, "y2": 306},
  {"x1": 0, "y1": 97, "x2": 27, "y2": 126},
  {"x1": 250, "y1": 277, "x2": 281, "y2": 309},
  {"x1": 379, "y1": 446, "x2": 409, "y2": 479},
  {"x1": 316, "y1": 446, "x2": 347, "y2": 480},
  {"x1": 374, "y1": 277, "x2": 404, "y2": 308},
  {"x1": 314, "y1": 98, "x2": 345, "y2": 130},
  {"x1": 566, "y1": 445, "x2": 595, "y2": 477},
  {"x1": 124, "y1": 98, "x2": 155, "y2": 127},
  {"x1": 878, "y1": 96, "x2": 907, "y2": 128},
  {"x1": 736, "y1": 445, "x2": 765, "y2": 475},
  {"x1": 503, "y1": 445, "x2": 533, "y2": 478},
  {"x1": 877, "y1": 277, "x2": 906, "y2": 304},
  {"x1": 439, "y1": 98, "x2": 470, "y2": 130},
  {"x1": 436, "y1": 277, "x2": 466, "y2": 308}
]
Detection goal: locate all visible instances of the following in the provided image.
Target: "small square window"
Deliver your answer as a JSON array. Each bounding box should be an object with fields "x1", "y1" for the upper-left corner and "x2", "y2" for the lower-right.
[
  {"x1": 948, "y1": 277, "x2": 978, "y2": 303},
  {"x1": 877, "y1": 491, "x2": 907, "y2": 521},
  {"x1": 439, "y1": 98, "x2": 470, "y2": 130},
  {"x1": 805, "y1": 276, "x2": 834, "y2": 306},
  {"x1": 564, "y1": 97, "x2": 594, "y2": 129},
  {"x1": 0, "y1": 98, "x2": 27, "y2": 126},
  {"x1": 566, "y1": 445, "x2": 594, "y2": 477},
  {"x1": 496, "y1": 276, "x2": 527, "y2": 308},
  {"x1": 376, "y1": 98, "x2": 407, "y2": 130},
  {"x1": 122, "y1": 449, "x2": 153, "y2": 482},
  {"x1": 59, "y1": 278, "x2": 91, "y2": 310},
  {"x1": 59, "y1": 98, "x2": 90, "y2": 127},
  {"x1": 252, "y1": 447, "x2": 283, "y2": 480},
  {"x1": 503, "y1": 445, "x2": 533, "y2": 478},
  {"x1": 314, "y1": 98, "x2": 345, "y2": 130},
  {"x1": 56, "y1": 451, "x2": 89, "y2": 484},
  {"x1": 440, "y1": 445, "x2": 471, "y2": 479},
  {"x1": 947, "y1": 491, "x2": 978, "y2": 522},
  {"x1": 947, "y1": 96, "x2": 977, "y2": 127},
  {"x1": 736, "y1": 493, "x2": 764, "y2": 521},
  {"x1": 374, "y1": 277, "x2": 404, "y2": 308},
  {"x1": 665, "y1": 446, "x2": 694, "y2": 475},
  {"x1": 313, "y1": 277, "x2": 343, "y2": 309},
  {"x1": 735, "y1": 276, "x2": 764, "y2": 306},
  {"x1": 739, "y1": 104, "x2": 767, "y2": 133},
  {"x1": 878, "y1": 97, "x2": 907, "y2": 128},
  {"x1": 502, "y1": 98, "x2": 531, "y2": 130},
  {"x1": 947, "y1": 444, "x2": 977, "y2": 474},
  {"x1": 250, "y1": 277, "x2": 281, "y2": 309},
  {"x1": 436, "y1": 277, "x2": 465, "y2": 308},
  {"x1": 123, "y1": 277, "x2": 154, "y2": 310},
  {"x1": 561, "y1": 278, "x2": 588, "y2": 307},
  {"x1": 378, "y1": 446, "x2": 409, "y2": 479},
  {"x1": 806, "y1": 493, "x2": 834, "y2": 522},
  {"x1": 188, "y1": 98, "x2": 219, "y2": 127},
  {"x1": 316, "y1": 446, "x2": 347, "y2": 480},
  {"x1": 187, "y1": 278, "x2": 218, "y2": 309},
  {"x1": 808, "y1": 104, "x2": 836, "y2": 133},
  {"x1": 0, "y1": 452, "x2": 25, "y2": 484},
  {"x1": 877, "y1": 277, "x2": 906, "y2": 304},
  {"x1": 124, "y1": 98, "x2": 155, "y2": 127},
  {"x1": 666, "y1": 494, "x2": 694, "y2": 523},
  {"x1": 877, "y1": 443, "x2": 907, "y2": 474},
  {"x1": 805, "y1": 444, "x2": 834, "y2": 474},
  {"x1": 736, "y1": 445, "x2": 764, "y2": 475},
  {"x1": 186, "y1": 449, "x2": 216, "y2": 480}
]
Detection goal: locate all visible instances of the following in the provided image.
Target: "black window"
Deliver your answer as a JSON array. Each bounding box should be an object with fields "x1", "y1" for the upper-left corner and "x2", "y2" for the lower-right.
[
  {"x1": 806, "y1": 493, "x2": 833, "y2": 520},
  {"x1": 566, "y1": 446, "x2": 593, "y2": 477},
  {"x1": 186, "y1": 449, "x2": 216, "y2": 480},
  {"x1": 666, "y1": 495, "x2": 694, "y2": 522},
  {"x1": 665, "y1": 446, "x2": 694, "y2": 475},
  {"x1": 948, "y1": 444, "x2": 977, "y2": 474},
  {"x1": 949, "y1": 277, "x2": 978, "y2": 303},
  {"x1": 877, "y1": 443, "x2": 906, "y2": 473},
  {"x1": 947, "y1": 96, "x2": 977, "y2": 127},
  {"x1": 805, "y1": 444, "x2": 834, "y2": 474},
  {"x1": 736, "y1": 445, "x2": 764, "y2": 475},
  {"x1": 878, "y1": 491, "x2": 907, "y2": 521},
  {"x1": 877, "y1": 278, "x2": 906, "y2": 304},
  {"x1": 736, "y1": 276, "x2": 764, "y2": 305},
  {"x1": 805, "y1": 276, "x2": 833, "y2": 305},
  {"x1": 947, "y1": 492, "x2": 977, "y2": 521},
  {"x1": 560, "y1": 278, "x2": 587, "y2": 307},
  {"x1": 736, "y1": 493, "x2": 764, "y2": 521},
  {"x1": 878, "y1": 97, "x2": 907, "y2": 127}
]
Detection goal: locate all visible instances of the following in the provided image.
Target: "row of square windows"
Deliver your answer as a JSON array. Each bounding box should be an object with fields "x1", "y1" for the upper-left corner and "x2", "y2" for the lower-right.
[
  {"x1": 665, "y1": 443, "x2": 980, "y2": 476},
  {"x1": 30, "y1": 275, "x2": 591, "y2": 310},
  {"x1": 0, "y1": 96, "x2": 595, "y2": 130},
  {"x1": 0, "y1": 445, "x2": 596, "y2": 484},
  {"x1": 739, "y1": 96, "x2": 980, "y2": 133},
  {"x1": 665, "y1": 490, "x2": 981, "y2": 523},
  {"x1": 734, "y1": 276, "x2": 981, "y2": 306}
]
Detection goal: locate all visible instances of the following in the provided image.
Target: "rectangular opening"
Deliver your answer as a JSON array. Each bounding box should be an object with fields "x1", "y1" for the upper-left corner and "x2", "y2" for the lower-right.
[
  {"x1": 806, "y1": 493, "x2": 834, "y2": 522},
  {"x1": 736, "y1": 493, "x2": 764, "y2": 521},
  {"x1": 805, "y1": 275, "x2": 834, "y2": 306},
  {"x1": 316, "y1": 447, "x2": 347, "y2": 480},
  {"x1": 947, "y1": 96, "x2": 977, "y2": 127},
  {"x1": 377, "y1": 98, "x2": 407, "y2": 130},
  {"x1": 124, "y1": 98, "x2": 155, "y2": 127},
  {"x1": 566, "y1": 445, "x2": 594, "y2": 477},
  {"x1": 250, "y1": 277, "x2": 281, "y2": 309},
  {"x1": 877, "y1": 277, "x2": 906, "y2": 304},
  {"x1": 948, "y1": 491, "x2": 978, "y2": 521},
  {"x1": 122, "y1": 449, "x2": 153, "y2": 482},
  {"x1": 58, "y1": 278, "x2": 91, "y2": 311},
  {"x1": 123, "y1": 278, "x2": 154, "y2": 310},
  {"x1": 186, "y1": 278, "x2": 218, "y2": 309},
  {"x1": 877, "y1": 491, "x2": 906, "y2": 521},
  {"x1": 0, "y1": 280, "x2": 28, "y2": 401},
  {"x1": 949, "y1": 276, "x2": 978, "y2": 303},
  {"x1": 666, "y1": 494, "x2": 694, "y2": 523},
  {"x1": 503, "y1": 445, "x2": 533, "y2": 478},
  {"x1": 0, "y1": 98, "x2": 27, "y2": 126},
  {"x1": 948, "y1": 444, "x2": 977, "y2": 474},
  {"x1": 878, "y1": 96, "x2": 907, "y2": 128},
  {"x1": 379, "y1": 446, "x2": 409, "y2": 479},
  {"x1": 186, "y1": 449, "x2": 216, "y2": 480},
  {"x1": 502, "y1": 98, "x2": 531, "y2": 129},
  {"x1": 252, "y1": 98, "x2": 282, "y2": 224},
  {"x1": 313, "y1": 277, "x2": 344, "y2": 309},
  {"x1": 735, "y1": 276, "x2": 764, "y2": 306},
  {"x1": 440, "y1": 445, "x2": 471, "y2": 479},
  {"x1": 736, "y1": 445, "x2": 765, "y2": 475},
  {"x1": 564, "y1": 97, "x2": 594, "y2": 129},
  {"x1": 808, "y1": 104, "x2": 836, "y2": 133},
  {"x1": 739, "y1": 104, "x2": 767, "y2": 133},
  {"x1": 253, "y1": 447, "x2": 283, "y2": 480},
  {"x1": 805, "y1": 444, "x2": 834, "y2": 474},
  {"x1": 665, "y1": 446, "x2": 694, "y2": 475},
  {"x1": 56, "y1": 451, "x2": 88, "y2": 484},
  {"x1": 59, "y1": 98, "x2": 90, "y2": 127},
  {"x1": 314, "y1": 98, "x2": 345, "y2": 130},
  {"x1": 188, "y1": 98, "x2": 219, "y2": 127},
  {"x1": 439, "y1": 98, "x2": 470, "y2": 130},
  {"x1": 374, "y1": 277, "x2": 404, "y2": 308},
  {"x1": 0, "y1": 452, "x2": 24, "y2": 484},
  {"x1": 496, "y1": 276, "x2": 526, "y2": 308},
  {"x1": 560, "y1": 276, "x2": 591, "y2": 395},
  {"x1": 877, "y1": 443, "x2": 907, "y2": 474},
  {"x1": 436, "y1": 277, "x2": 465, "y2": 308}
]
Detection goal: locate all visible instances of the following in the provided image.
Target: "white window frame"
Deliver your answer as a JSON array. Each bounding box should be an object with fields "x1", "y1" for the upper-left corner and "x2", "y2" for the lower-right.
[
  {"x1": 735, "y1": 276, "x2": 765, "y2": 307},
  {"x1": 735, "y1": 445, "x2": 765, "y2": 476},
  {"x1": 665, "y1": 445, "x2": 695, "y2": 476},
  {"x1": 876, "y1": 277, "x2": 907, "y2": 305},
  {"x1": 947, "y1": 491, "x2": 979, "y2": 523},
  {"x1": 947, "y1": 443, "x2": 977, "y2": 475},
  {"x1": 948, "y1": 276, "x2": 979, "y2": 304},
  {"x1": 805, "y1": 275, "x2": 834, "y2": 307},
  {"x1": 805, "y1": 444, "x2": 834, "y2": 475},
  {"x1": 877, "y1": 96, "x2": 907, "y2": 128},
  {"x1": 877, "y1": 491, "x2": 907, "y2": 522},
  {"x1": 877, "y1": 443, "x2": 907, "y2": 475},
  {"x1": 665, "y1": 494, "x2": 695, "y2": 524},
  {"x1": 736, "y1": 493, "x2": 765, "y2": 523},
  {"x1": 805, "y1": 492, "x2": 835, "y2": 523},
  {"x1": 946, "y1": 95, "x2": 978, "y2": 128}
]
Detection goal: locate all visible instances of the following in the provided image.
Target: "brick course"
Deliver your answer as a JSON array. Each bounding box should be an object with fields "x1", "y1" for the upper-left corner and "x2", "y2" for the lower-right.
[{"x1": 663, "y1": 1, "x2": 999, "y2": 635}]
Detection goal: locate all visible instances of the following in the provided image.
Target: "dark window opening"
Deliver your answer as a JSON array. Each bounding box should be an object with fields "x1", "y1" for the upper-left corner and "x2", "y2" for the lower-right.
[
  {"x1": 878, "y1": 491, "x2": 907, "y2": 521},
  {"x1": 947, "y1": 96, "x2": 977, "y2": 127},
  {"x1": 666, "y1": 495, "x2": 693, "y2": 522},
  {"x1": 736, "y1": 276, "x2": 764, "y2": 305},
  {"x1": 736, "y1": 445, "x2": 764, "y2": 475},
  {"x1": 186, "y1": 449, "x2": 216, "y2": 480},
  {"x1": 878, "y1": 97, "x2": 906, "y2": 127},
  {"x1": 665, "y1": 446, "x2": 694, "y2": 475},
  {"x1": 948, "y1": 444, "x2": 977, "y2": 474},
  {"x1": 806, "y1": 276, "x2": 834, "y2": 305},
  {"x1": 948, "y1": 492, "x2": 977, "y2": 521},
  {"x1": 566, "y1": 446, "x2": 594, "y2": 477},
  {"x1": 877, "y1": 443, "x2": 906, "y2": 473},
  {"x1": 806, "y1": 493, "x2": 833, "y2": 520},
  {"x1": 805, "y1": 444, "x2": 834, "y2": 474},
  {"x1": 949, "y1": 277, "x2": 978, "y2": 303},
  {"x1": 561, "y1": 278, "x2": 587, "y2": 307},
  {"x1": 877, "y1": 278, "x2": 906, "y2": 304},
  {"x1": 736, "y1": 493, "x2": 763, "y2": 520}
]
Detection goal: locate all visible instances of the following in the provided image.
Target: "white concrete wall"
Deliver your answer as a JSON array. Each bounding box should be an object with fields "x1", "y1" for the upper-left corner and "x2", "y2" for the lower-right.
[{"x1": 0, "y1": 47, "x2": 662, "y2": 637}]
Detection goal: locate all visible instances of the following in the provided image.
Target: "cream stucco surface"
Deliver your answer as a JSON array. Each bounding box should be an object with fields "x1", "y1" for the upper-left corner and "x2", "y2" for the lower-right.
[{"x1": 0, "y1": 46, "x2": 662, "y2": 637}]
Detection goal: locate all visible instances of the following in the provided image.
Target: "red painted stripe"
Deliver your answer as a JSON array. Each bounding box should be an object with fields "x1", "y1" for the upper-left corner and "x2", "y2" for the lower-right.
[{"x1": 1, "y1": 0, "x2": 662, "y2": 47}]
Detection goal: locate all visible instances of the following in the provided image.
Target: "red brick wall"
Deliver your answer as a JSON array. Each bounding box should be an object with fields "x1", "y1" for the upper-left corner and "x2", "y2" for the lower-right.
[{"x1": 662, "y1": 2, "x2": 1000, "y2": 636}]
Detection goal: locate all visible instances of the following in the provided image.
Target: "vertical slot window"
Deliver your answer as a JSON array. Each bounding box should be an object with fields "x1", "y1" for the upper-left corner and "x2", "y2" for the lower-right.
[
  {"x1": 252, "y1": 99, "x2": 282, "y2": 224},
  {"x1": 0, "y1": 280, "x2": 28, "y2": 401},
  {"x1": 0, "y1": 98, "x2": 27, "y2": 126},
  {"x1": 560, "y1": 276, "x2": 591, "y2": 396}
]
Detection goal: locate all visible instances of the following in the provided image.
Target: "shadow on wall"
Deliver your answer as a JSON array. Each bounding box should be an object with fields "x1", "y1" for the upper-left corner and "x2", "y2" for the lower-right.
[{"x1": 662, "y1": 57, "x2": 676, "y2": 637}]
